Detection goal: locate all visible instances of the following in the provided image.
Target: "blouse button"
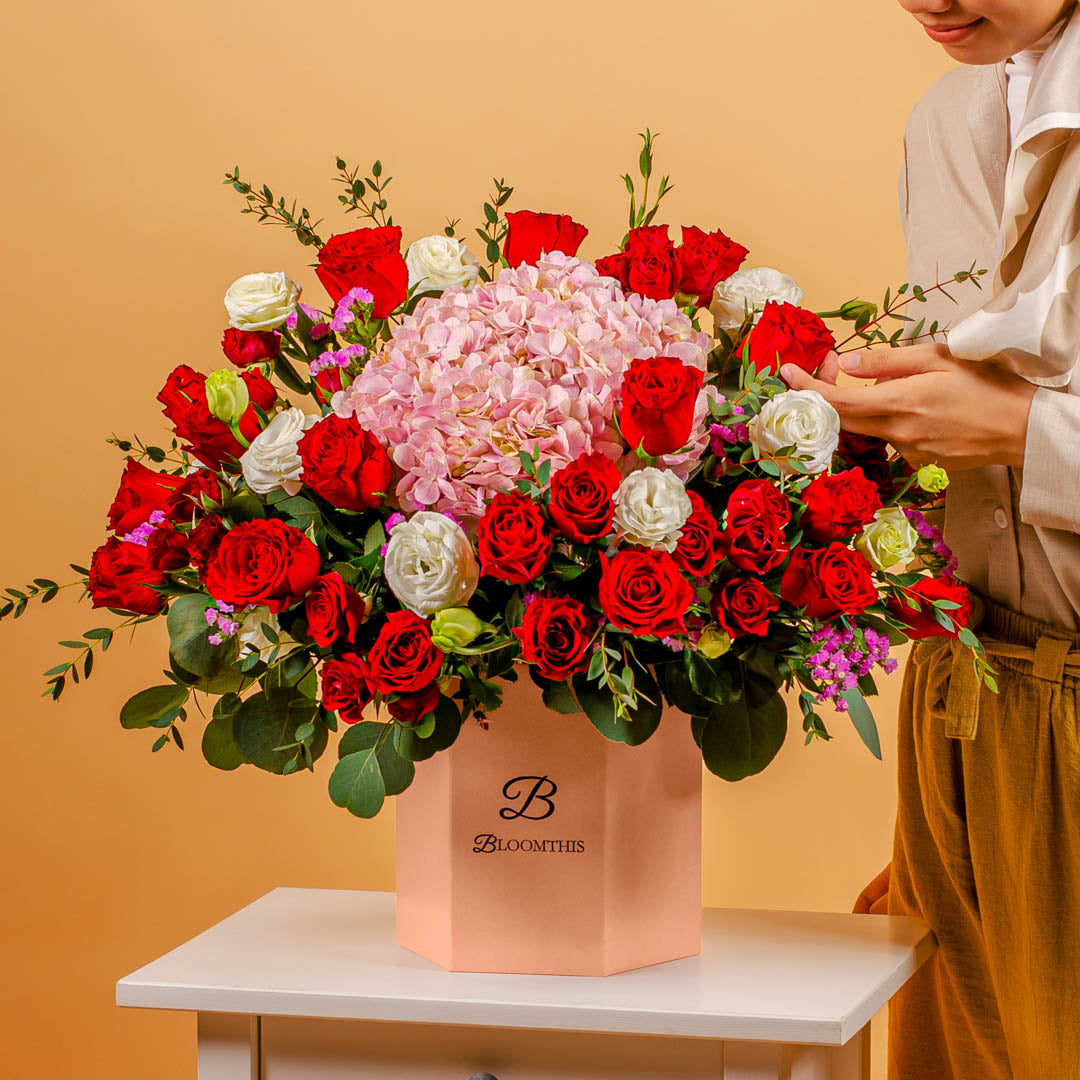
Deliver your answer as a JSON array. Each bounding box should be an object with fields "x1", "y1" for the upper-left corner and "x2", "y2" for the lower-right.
[{"x1": 993, "y1": 507, "x2": 1009, "y2": 529}]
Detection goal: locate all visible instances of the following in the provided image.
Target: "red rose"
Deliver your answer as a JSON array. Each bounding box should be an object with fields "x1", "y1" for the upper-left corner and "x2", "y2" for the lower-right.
[
  {"x1": 365, "y1": 611, "x2": 444, "y2": 694},
  {"x1": 886, "y1": 576, "x2": 972, "y2": 639},
  {"x1": 780, "y1": 543, "x2": 877, "y2": 619},
  {"x1": 145, "y1": 524, "x2": 189, "y2": 572},
  {"x1": 837, "y1": 431, "x2": 895, "y2": 500},
  {"x1": 297, "y1": 416, "x2": 392, "y2": 513},
  {"x1": 673, "y1": 492, "x2": 723, "y2": 578},
  {"x1": 157, "y1": 365, "x2": 277, "y2": 470},
  {"x1": 548, "y1": 452, "x2": 622, "y2": 544},
  {"x1": 677, "y1": 225, "x2": 749, "y2": 307},
  {"x1": 595, "y1": 252, "x2": 630, "y2": 286},
  {"x1": 88, "y1": 538, "x2": 167, "y2": 615},
  {"x1": 625, "y1": 225, "x2": 681, "y2": 300},
  {"x1": 107, "y1": 459, "x2": 184, "y2": 536},
  {"x1": 801, "y1": 468, "x2": 883, "y2": 544},
  {"x1": 187, "y1": 514, "x2": 226, "y2": 577},
  {"x1": 305, "y1": 572, "x2": 369, "y2": 648},
  {"x1": 725, "y1": 478, "x2": 792, "y2": 529},
  {"x1": 599, "y1": 548, "x2": 694, "y2": 638},
  {"x1": 503, "y1": 211, "x2": 588, "y2": 268},
  {"x1": 313, "y1": 365, "x2": 344, "y2": 403},
  {"x1": 722, "y1": 516, "x2": 789, "y2": 574},
  {"x1": 221, "y1": 328, "x2": 281, "y2": 368},
  {"x1": 513, "y1": 595, "x2": 593, "y2": 680},
  {"x1": 618, "y1": 356, "x2": 704, "y2": 457},
  {"x1": 742, "y1": 301, "x2": 836, "y2": 377},
  {"x1": 315, "y1": 226, "x2": 408, "y2": 318},
  {"x1": 204, "y1": 518, "x2": 321, "y2": 612},
  {"x1": 478, "y1": 492, "x2": 552, "y2": 584},
  {"x1": 387, "y1": 683, "x2": 441, "y2": 725},
  {"x1": 321, "y1": 654, "x2": 373, "y2": 724},
  {"x1": 711, "y1": 577, "x2": 780, "y2": 637},
  {"x1": 166, "y1": 469, "x2": 222, "y2": 524}
]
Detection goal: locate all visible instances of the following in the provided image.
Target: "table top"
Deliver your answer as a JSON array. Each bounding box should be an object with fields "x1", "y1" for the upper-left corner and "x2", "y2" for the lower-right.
[{"x1": 116, "y1": 888, "x2": 935, "y2": 1045}]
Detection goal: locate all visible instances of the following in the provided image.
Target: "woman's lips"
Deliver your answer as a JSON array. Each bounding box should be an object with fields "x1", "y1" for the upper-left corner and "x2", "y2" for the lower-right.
[{"x1": 922, "y1": 17, "x2": 984, "y2": 44}]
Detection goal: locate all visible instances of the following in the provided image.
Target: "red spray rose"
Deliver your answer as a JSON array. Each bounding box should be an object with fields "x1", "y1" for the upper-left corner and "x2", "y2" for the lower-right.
[
  {"x1": 742, "y1": 301, "x2": 836, "y2": 377},
  {"x1": 619, "y1": 356, "x2": 704, "y2": 457},
  {"x1": 145, "y1": 524, "x2": 189, "y2": 572},
  {"x1": 305, "y1": 572, "x2": 369, "y2": 648},
  {"x1": 625, "y1": 225, "x2": 681, "y2": 299},
  {"x1": 107, "y1": 459, "x2": 184, "y2": 536},
  {"x1": 157, "y1": 365, "x2": 277, "y2": 470},
  {"x1": 886, "y1": 576, "x2": 972, "y2": 639},
  {"x1": 503, "y1": 211, "x2": 588, "y2": 267},
  {"x1": 387, "y1": 683, "x2": 442, "y2": 725},
  {"x1": 711, "y1": 577, "x2": 780, "y2": 637},
  {"x1": 725, "y1": 478, "x2": 792, "y2": 529},
  {"x1": 477, "y1": 492, "x2": 552, "y2": 584},
  {"x1": 315, "y1": 226, "x2": 409, "y2": 317},
  {"x1": 721, "y1": 516, "x2": 789, "y2": 574},
  {"x1": 204, "y1": 518, "x2": 321, "y2": 613},
  {"x1": 599, "y1": 548, "x2": 694, "y2": 638},
  {"x1": 166, "y1": 469, "x2": 222, "y2": 524},
  {"x1": 365, "y1": 611, "x2": 444, "y2": 694},
  {"x1": 780, "y1": 543, "x2": 877, "y2": 619},
  {"x1": 88, "y1": 538, "x2": 167, "y2": 615},
  {"x1": 321, "y1": 654, "x2": 373, "y2": 724},
  {"x1": 548, "y1": 453, "x2": 622, "y2": 544},
  {"x1": 801, "y1": 468, "x2": 883, "y2": 544},
  {"x1": 673, "y1": 492, "x2": 723, "y2": 578},
  {"x1": 677, "y1": 225, "x2": 749, "y2": 307},
  {"x1": 297, "y1": 416, "x2": 392, "y2": 513},
  {"x1": 513, "y1": 596, "x2": 593, "y2": 680},
  {"x1": 594, "y1": 252, "x2": 631, "y2": 287},
  {"x1": 187, "y1": 514, "x2": 225, "y2": 577},
  {"x1": 221, "y1": 328, "x2": 281, "y2": 368}
]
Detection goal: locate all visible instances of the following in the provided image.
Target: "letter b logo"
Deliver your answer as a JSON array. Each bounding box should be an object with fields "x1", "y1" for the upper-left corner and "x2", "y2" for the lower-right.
[{"x1": 500, "y1": 776, "x2": 557, "y2": 820}]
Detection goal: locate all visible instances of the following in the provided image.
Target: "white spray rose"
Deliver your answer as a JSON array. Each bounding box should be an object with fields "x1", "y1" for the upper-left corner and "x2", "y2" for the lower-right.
[
  {"x1": 224, "y1": 271, "x2": 301, "y2": 331},
  {"x1": 383, "y1": 511, "x2": 480, "y2": 617},
  {"x1": 237, "y1": 607, "x2": 301, "y2": 663},
  {"x1": 748, "y1": 389, "x2": 840, "y2": 475},
  {"x1": 612, "y1": 468, "x2": 692, "y2": 552},
  {"x1": 406, "y1": 235, "x2": 480, "y2": 294},
  {"x1": 241, "y1": 408, "x2": 316, "y2": 496},
  {"x1": 710, "y1": 267, "x2": 804, "y2": 330},
  {"x1": 856, "y1": 506, "x2": 919, "y2": 570}
]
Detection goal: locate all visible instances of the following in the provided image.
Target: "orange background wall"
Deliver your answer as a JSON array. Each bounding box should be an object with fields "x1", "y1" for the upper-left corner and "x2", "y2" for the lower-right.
[{"x1": 0, "y1": 2, "x2": 952, "y2": 1076}]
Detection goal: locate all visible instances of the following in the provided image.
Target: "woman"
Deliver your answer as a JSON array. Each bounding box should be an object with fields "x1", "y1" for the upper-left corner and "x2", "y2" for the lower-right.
[{"x1": 783, "y1": 2, "x2": 1080, "y2": 1077}]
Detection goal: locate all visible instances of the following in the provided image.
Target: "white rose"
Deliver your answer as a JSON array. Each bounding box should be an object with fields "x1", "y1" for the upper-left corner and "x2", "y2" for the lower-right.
[
  {"x1": 237, "y1": 607, "x2": 301, "y2": 663},
  {"x1": 856, "y1": 506, "x2": 919, "y2": 570},
  {"x1": 710, "y1": 267, "x2": 804, "y2": 331},
  {"x1": 406, "y1": 235, "x2": 480, "y2": 294},
  {"x1": 748, "y1": 389, "x2": 840, "y2": 475},
  {"x1": 241, "y1": 408, "x2": 316, "y2": 495},
  {"x1": 612, "y1": 468, "x2": 692, "y2": 552},
  {"x1": 224, "y1": 271, "x2": 301, "y2": 331},
  {"x1": 383, "y1": 511, "x2": 479, "y2": 617}
]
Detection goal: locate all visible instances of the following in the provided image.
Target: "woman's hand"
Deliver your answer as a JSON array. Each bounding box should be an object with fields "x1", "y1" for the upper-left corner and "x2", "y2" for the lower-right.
[
  {"x1": 853, "y1": 864, "x2": 891, "y2": 915},
  {"x1": 780, "y1": 343, "x2": 1038, "y2": 471}
]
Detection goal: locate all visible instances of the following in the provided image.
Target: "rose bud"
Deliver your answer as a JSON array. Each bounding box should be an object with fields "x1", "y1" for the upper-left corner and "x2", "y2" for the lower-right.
[
  {"x1": 205, "y1": 369, "x2": 251, "y2": 426},
  {"x1": 430, "y1": 607, "x2": 487, "y2": 652}
]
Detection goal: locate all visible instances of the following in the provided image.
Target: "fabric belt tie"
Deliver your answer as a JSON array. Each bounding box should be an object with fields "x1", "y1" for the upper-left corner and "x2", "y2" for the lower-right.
[{"x1": 945, "y1": 633, "x2": 1080, "y2": 740}]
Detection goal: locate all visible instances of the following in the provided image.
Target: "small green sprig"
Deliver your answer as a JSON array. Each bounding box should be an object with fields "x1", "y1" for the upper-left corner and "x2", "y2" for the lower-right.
[
  {"x1": 1, "y1": 566, "x2": 87, "y2": 623},
  {"x1": 42, "y1": 613, "x2": 156, "y2": 701},
  {"x1": 620, "y1": 129, "x2": 673, "y2": 248},
  {"x1": 107, "y1": 433, "x2": 189, "y2": 468},
  {"x1": 223, "y1": 167, "x2": 324, "y2": 248},
  {"x1": 334, "y1": 156, "x2": 393, "y2": 226},
  {"x1": 476, "y1": 177, "x2": 514, "y2": 283}
]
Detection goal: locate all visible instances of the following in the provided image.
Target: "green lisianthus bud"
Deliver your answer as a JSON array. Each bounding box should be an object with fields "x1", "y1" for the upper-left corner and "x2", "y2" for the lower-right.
[
  {"x1": 205, "y1": 368, "x2": 250, "y2": 425},
  {"x1": 696, "y1": 627, "x2": 732, "y2": 659},
  {"x1": 431, "y1": 607, "x2": 486, "y2": 652},
  {"x1": 840, "y1": 299, "x2": 878, "y2": 323},
  {"x1": 916, "y1": 464, "x2": 949, "y2": 493}
]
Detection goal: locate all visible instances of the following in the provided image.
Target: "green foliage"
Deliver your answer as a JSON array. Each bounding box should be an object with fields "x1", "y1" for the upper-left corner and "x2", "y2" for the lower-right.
[
  {"x1": 232, "y1": 690, "x2": 328, "y2": 774},
  {"x1": 475, "y1": 177, "x2": 514, "y2": 283},
  {"x1": 120, "y1": 684, "x2": 189, "y2": 730},
  {"x1": 335, "y1": 156, "x2": 393, "y2": 225},
  {"x1": 201, "y1": 695, "x2": 246, "y2": 771},
  {"x1": 840, "y1": 688, "x2": 882, "y2": 760},
  {"x1": 619, "y1": 129, "x2": 673, "y2": 247},
  {"x1": 330, "y1": 720, "x2": 416, "y2": 818},
  {"x1": 393, "y1": 696, "x2": 462, "y2": 762},
  {"x1": 167, "y1": 594, "x2": 239, "y2": 678},
  {"x1": 571, "y1": 663, "x2": 662, "y2": 746},
  {"x1": 223, "y1": 167, "x2": 324, "y2": 247},
  {"x1": 698, "y1": 679, "x2": 788, "y2": 782}
]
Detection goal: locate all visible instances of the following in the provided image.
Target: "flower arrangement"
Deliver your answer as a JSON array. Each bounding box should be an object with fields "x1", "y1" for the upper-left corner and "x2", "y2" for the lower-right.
[{"x1": 7, "y1": 133, "x2": 994, "y2": 817}]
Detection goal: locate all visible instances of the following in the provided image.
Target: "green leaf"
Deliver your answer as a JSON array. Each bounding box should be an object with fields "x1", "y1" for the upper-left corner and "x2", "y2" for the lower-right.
[
  {"x1": 275, "y1": 495, "x2": 321, "y2": 531},
  {"x1": 330, "y1": 746, "x2": 386, "y2": 818},
  {"x1": 393, "y1": 696, "x2": 461, "y2": 761},
  {"x1": 233, "y1": 691, "x2": 327, "y2": 774},
  {"x1": 363, "y1": 518, "x2": 387, "y2": 556},
  {"x1": 120, "y1": 684, "x2": 189, "y2": 730},
  {"x1": 538, "y1": 675, "x2": 580, "y2": 715},
  {"x1": 571, "y1": 665, "x2": 662, "y2": 746},
  {"x1": 226, "y1": 493, "x2": 267, "y2": 523},
  {"x1": 685, "y1": 650, "x2": 741, "y2": 704},
  {"x1": 332, "y1": 720, "x2": 414, "y2": 806},
  {"x1": 699, "y1": 681, "x2": 787, "y2": 781},
  {"x1": 840, "y1": 688, "x2": 883, "y2": 760},
  {"x1": 957, "y1": 626, "x2": 980, "y2": 649},
  {"x1": 167, "y1": 593, "x2": 239, "y2": 678},
  {"x1": 201, "y1": 697, "x2": 246, "y2": 770}
]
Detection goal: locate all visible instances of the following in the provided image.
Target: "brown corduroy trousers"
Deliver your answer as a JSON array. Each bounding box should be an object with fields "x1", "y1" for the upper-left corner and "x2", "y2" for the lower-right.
[{"x1": 888, "y1": 598, "x2": 1080, "y2": 1080}]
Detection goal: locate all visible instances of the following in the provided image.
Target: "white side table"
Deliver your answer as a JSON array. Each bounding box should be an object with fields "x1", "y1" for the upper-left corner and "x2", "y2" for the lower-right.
[{"x1": 117, "y1": 888, "x2": 934, "y2": 1080}]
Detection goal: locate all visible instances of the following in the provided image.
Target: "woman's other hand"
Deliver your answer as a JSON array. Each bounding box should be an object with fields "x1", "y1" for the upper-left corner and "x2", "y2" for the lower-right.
[{"x1": 853, "y1": 863, "x2": 891, "y2": 915}]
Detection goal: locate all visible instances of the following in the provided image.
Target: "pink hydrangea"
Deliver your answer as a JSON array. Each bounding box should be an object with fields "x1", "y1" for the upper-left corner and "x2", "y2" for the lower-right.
[{"x1": 333, "y1": 252, "x2": 713, "y2": 519}]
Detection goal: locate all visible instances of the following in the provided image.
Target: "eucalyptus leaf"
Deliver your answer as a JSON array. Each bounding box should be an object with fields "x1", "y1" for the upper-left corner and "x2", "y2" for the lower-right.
[
  {"x1": 699, "y1": 685, "x2": 787, "y2": 781},
  {"x1": 120, "y1": 684, "x2": 189, "y2": 730},
  {"x1": 571, "y1": 665, "x2": 661, "y2": 746},
  {"x1": 201, "y1": 712, "x2": 246, "y2": 770},
  {"x1": 233, "y1": 691, "x2": 327, "y2": 774},
  {"x1": 393, "y1": 696, "x2": 461, "y2": 761}
]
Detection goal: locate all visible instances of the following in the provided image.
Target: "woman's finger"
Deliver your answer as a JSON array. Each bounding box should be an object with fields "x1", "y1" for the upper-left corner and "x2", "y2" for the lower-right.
[
  {"x1": 837, "y1": 344, "x2": 951, "y2": 380},
  {"x1": 780, "y1": 366, "x2": 899, "y2": 419},
  {"x1": 816, "y1": 351, "x2": 841, "y2": 386}
]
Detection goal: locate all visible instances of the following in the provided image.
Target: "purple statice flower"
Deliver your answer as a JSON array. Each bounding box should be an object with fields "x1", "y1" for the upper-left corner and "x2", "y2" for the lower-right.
[
  {"x1": 808, "y1": 623, "x2": 897, "y2": 710},
  {"x1": 122, "y1": 510, "x2": 167, "y2": 546},
  {"x1": 204, "y1": 599, "x2": 251, "y2": 643},
  {"x1": 330, "y1": 287, "x2": 376, "y2": 332},
  {"x1": 286, "y1": 302, "x2": 326, "y2": 332},
  {"x1": 309, "y1": 343, "x2": 367, "y2": 375},
  {"x1": 903, "y1": 507, "x2": 958, "y2": 577}
]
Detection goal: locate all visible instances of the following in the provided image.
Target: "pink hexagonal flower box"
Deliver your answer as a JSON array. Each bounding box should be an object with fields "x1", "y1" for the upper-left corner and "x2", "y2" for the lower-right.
[{"x1": 395, "y1": 676, "x2": 702, "y2": 976}]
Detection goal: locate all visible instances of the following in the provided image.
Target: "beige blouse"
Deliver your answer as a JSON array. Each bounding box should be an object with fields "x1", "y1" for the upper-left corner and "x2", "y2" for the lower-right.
[{"x1": 901, "y1": 53, "x2": 1080, "y2": 630}]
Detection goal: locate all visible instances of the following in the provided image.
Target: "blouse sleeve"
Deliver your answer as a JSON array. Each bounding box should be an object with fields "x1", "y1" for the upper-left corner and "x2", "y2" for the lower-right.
[{"x1": 1019, "y1": 385, "x2": 1080, "y2": 534}]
